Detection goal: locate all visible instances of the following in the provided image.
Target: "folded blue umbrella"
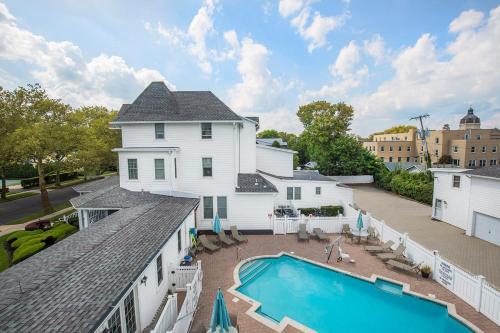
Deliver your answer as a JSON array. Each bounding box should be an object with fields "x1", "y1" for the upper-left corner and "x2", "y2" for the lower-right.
[
  {"x1": 213, "y1": 213, "x2": 222, "y2": 234},
  {"x1": 356, "y1": 210, "x2": 364, "y2": 231},
  {"x1": 210, "y1": 288, "x2": 232, "y2": 332}
]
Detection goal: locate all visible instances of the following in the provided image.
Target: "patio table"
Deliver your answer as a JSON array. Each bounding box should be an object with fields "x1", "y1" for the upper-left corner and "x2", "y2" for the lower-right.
[{"x1": 351, "y1": 229, "x2": 369, "y2": 243}]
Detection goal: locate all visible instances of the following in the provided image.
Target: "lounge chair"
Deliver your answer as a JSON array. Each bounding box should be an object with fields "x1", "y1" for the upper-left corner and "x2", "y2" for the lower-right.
[
  {"x1": 341, "y1": 224, "x2": 350, "y2": 235},
  {"x1": 377, "y1": 244, "x2": 406, "y2": 261},
  {"x1": 345, "y1": 230, "x2": 354, "y2": 244},
  {"x1": 386, "y1": 260, "x2": 422, "y2": 276},
  {"x1": 230, "y1": 225, "x2": 248, "y2": 243},
  {"x1": 366, "y1": 226, "x2": 378, "y2": 242},
  {"x1": 313, "y1": 228, "x2": 329, "y2": 241},
  {"x1": 198, "y1": 235, "x2": 220, "y2": 252},
  {"x1": 365, "y1": 240, "x2": 395, "y2": 253},
  {"x1": 218, "y1": 231, "x2": 235, "y2": 247},
  {"x1": 298, "y1": 223, "x2": 309, "y2": 241}
]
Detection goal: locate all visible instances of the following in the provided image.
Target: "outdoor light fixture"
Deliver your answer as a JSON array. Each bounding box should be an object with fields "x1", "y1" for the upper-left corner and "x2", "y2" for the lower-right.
[{"x1": 140, "y1": 275, "x2": 148, "y2": 285}]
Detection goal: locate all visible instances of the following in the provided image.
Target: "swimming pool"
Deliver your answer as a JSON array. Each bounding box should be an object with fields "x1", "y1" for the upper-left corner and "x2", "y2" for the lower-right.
[{"x1": 234, "y1": 254, "x2": 477, "y2": 333}]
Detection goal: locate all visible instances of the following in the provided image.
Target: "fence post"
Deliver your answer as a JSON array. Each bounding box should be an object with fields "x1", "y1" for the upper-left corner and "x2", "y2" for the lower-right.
[
  {"x1": 272, "y1": 215, "x2": 276, "y2": 235},
  {"x1": 433, "y1": 250, "x2": 439, "y2": 281},
  {"x1": 366, "y1": 212, "x2": 372, "y2": 227},
  {"x1": 285, "y1": 215, "x2": 288, "y2": 234},
  {"x1": 475, "y1": 275, "x2": 485, "y2": 311},
  {"x1": 380, "y1": 220, "x2": 385, "y2": 241},
  {"x1": 401, "y1": 232, "x2": 408, "y2": 246}
]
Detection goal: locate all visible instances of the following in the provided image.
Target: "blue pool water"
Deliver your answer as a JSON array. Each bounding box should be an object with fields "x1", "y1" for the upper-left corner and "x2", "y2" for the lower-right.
[{"x1": 237, "y1": 255, "x2": 473, "y2": 333}]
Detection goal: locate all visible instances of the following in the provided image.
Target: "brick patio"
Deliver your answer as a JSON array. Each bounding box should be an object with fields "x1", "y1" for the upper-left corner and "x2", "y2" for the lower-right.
[{"x1": 191, "y1": 234, "x2": 498, "y2": 333}]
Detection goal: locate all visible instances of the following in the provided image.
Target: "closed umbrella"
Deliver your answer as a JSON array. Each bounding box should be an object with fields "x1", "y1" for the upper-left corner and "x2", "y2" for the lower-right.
[
  {"x1": 356, "y1": 211, "x2": 364, "y2": 243},
  {"x1": 213, "y1": 213, "x2": 222, "y2": 234},
  {"x1": 209, "y1": 288, "x2": 233, "y2": 333}
]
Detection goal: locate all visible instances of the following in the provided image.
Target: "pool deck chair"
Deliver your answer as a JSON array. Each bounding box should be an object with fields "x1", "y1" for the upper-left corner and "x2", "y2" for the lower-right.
[
  {"x1": 298, "y1": 223, "x2": 309, "y2": 241},
  {"x1": 365, "y1": 240, "x2": 395, "y2": 253},
  {"x1": 313, "y1": 228, "x2": 329, "y2": 241},
  {"x1": 341, "y1": 224, "x2": 350, "y2": 235},
  {"x1": 198, "y1": 234, "x2": 220, "y2": 253},
  {"x1": 377, "y1": 244, "x2": 406, "y2": 261},
  {"x1": 218, "y1": 231, "x2": 236, "y2": 247},
  {"x1": 230, "y1": 225, "x2": 248, "y2": 243},
  {"x1": 386, "y1": 260, "x2": 422, "y2": 277}
]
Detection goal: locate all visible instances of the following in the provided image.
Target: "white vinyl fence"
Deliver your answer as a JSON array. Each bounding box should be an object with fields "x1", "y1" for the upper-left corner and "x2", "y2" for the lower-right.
[
  {"x1": 273, "y1": 203, "x2": 500, "y2": 326},
  {"x1": 151, "y1": 261, "x2": 203, "y2": 333}
]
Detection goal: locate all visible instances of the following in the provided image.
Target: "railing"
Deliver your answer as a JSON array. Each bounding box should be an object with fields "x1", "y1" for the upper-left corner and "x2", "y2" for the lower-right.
[
  {"x1": 150, "y1": 262, "x2": 203, "y2": 333},
  {"x1": 273, "y1": 215, "x2": 356, "y2": 235},
  {"x1": 58, "y1": 211, "x2": 78, "y2": 223},
  {"x1": 168, "y1": 263, "x2": 200, "y2": 292}
]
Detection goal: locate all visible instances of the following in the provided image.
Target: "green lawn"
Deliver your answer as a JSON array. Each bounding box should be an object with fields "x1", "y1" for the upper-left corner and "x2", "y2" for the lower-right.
[
  {"x1": 0, "y1": 191, "x2": 38, "y2": 203},
  {"x1": 0, "y1": 234, "x2": 10, "y2": 272},
  {"x1": 6, "y1": 202, "x2": 73, "y2": 225}
]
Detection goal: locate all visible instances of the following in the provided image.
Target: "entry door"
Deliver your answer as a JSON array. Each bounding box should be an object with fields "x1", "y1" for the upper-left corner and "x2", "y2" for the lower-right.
[
  {"x1": 474, "y1": 212, "x2": 500, "y2": 246},
  {"x1": 434, "y1": 199, "x2": 443, "y2": 220}
]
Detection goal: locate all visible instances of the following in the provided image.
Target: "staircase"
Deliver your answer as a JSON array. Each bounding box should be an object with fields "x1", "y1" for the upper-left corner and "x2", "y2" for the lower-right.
[{"x1": 239, "y1": 260, "x2": 271, "y2": 285}]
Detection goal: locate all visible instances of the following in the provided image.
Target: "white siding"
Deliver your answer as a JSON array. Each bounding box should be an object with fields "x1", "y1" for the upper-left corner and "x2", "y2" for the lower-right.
[
  {"x1": 261, "y1": 173, "x2": 353, "y2": 209},
  {"x1": 467, "y1": 177, "x2": 500, "y2": 237},
  {"x1": 432, "y1": 171, "x2": 470, "y2": 230},
  {"x1": 136, "y1": 211, "x2": 195, "y2": 329},
  {"x1": 239, "y1": 119, "x2": 257, "y2": 173},
  {"x1": 256, "y1": 145, "x2": 294, "y2": 177}
]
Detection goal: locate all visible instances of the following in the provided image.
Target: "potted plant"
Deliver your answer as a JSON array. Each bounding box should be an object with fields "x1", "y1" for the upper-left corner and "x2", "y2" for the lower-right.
[{"x1": 421, "y1": 265, "x2": 432, "y2": 278}]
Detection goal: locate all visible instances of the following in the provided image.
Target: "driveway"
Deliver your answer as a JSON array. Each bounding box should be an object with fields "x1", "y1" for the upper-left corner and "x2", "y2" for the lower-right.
[
  {"x1": 0, "y1": 187, "x2": 78, "y2": 225},
  {"x1": 353, "y1": 185, "x2": 500, "y2": 289}
]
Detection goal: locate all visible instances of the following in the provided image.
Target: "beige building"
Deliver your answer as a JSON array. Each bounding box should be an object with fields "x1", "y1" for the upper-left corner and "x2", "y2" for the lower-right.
[{"x1": 364, "y1": 107, "x2": 500, "y2": 168}]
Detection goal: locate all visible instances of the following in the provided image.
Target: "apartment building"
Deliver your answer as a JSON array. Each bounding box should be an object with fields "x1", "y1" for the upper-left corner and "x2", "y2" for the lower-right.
[{"x1": 364, "y1": 107, "x2": 500, "y2": 168}]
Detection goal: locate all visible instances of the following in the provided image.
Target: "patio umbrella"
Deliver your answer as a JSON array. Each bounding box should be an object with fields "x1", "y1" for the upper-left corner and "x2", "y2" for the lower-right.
[
  {"x1": 213, "y1": 213, "x2": 222, "y2": 234},
  {"x1": 356, "y1": 211, "x2": 364, "y2": 231},
  {"x1": 209, "y1": 288, "x2": 232, "y2": 332}
]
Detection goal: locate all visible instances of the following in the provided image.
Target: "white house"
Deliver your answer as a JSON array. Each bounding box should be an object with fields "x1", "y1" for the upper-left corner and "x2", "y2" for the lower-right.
[
  {"x1": 431, "y1": 166, "x2": 500, "y2": 246},
  {"x1": 73, "y1": 81, "x2": 352, "y2": 233}
]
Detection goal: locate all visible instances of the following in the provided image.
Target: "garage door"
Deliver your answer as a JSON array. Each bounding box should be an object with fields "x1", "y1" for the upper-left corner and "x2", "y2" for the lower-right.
[{"x1": 474, "y1": 212, "x2": 500, "y2": 246}]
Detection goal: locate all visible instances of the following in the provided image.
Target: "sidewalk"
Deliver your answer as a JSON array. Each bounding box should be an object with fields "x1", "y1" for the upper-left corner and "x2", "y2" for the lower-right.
[{"x1": 0, "y1": 207, "x2": 75, "y2": 237}]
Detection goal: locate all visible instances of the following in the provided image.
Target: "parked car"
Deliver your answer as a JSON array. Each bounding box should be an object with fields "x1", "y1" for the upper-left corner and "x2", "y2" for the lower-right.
[{"x1": 25, "y1": 219, "x2": 51, "y2": 231}]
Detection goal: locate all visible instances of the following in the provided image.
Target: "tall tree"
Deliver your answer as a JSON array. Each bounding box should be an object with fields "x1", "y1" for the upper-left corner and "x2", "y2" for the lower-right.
[
  {"x1": 297, "y1": 101, "x2": 354, "y2": 174},
  {"x1": 13, "y1": 84, "x2": 71, "y2": 213},
  {"x1": 70, "y1": 106, "x2": 120, "y2": 178}
]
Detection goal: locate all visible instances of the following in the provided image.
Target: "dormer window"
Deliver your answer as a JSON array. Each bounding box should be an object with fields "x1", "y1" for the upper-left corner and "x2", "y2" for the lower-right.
[
  {"x1": 155, "y1": 123, "x2": 165, "y2": 139},
  {"x1": 201, "y1": 123, "x2": 212, "y2": 139}
]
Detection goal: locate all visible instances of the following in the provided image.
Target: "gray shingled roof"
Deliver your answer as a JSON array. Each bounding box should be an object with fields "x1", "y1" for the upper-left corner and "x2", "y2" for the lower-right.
[
  {"x1": 73, "y1": 176, "x2": 119, "y2": 193},
  {"x1": 0, "y1": 196, "x2": 199, "y2": 333},
  {"x1": 236, "y1": 173, "x2": 278, "y2": 193},
  {"x1": 113, "y1": 82, "x2": 242, "y2": 122},
  {"x1": 71, "y1": 186, "x2": 166, "y2": 209},
  {"x1": 258, "y1": 170, "x2": 335, "y2": 182},
  {"x1": 464, "y1": 165, "x2": 500, "y2": 179}
]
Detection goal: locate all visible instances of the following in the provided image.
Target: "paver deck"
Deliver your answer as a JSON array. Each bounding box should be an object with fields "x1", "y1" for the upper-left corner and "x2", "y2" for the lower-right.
[
  {"x1": 352, "y1": 185, "x2": 500, "y2": 289},
  {"x1": 191, "y1": 234, "x2": 498, "y2": 333}
]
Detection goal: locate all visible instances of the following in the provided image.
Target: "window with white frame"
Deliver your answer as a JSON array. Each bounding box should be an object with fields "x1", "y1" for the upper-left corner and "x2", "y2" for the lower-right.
[
  {"x1": 286, "y1": 187, "x2": 301, "y2": 200},
  {"x1": 155, "y1": 123, "x2": 165, "y2": 139},
  {"x1": 156, "y1": 254, "x2": 163, "y2": 285},
  {"x1": 201, "y1": 123, "x2": 212, "y2": 139},
  {"x1": 124, "y1": 291, "x2": 137, "y2": 333},
  {"x1": 471, "y1": 146, "x2": 475, "y2": 153},
  {"x1": 479, "y1": 159, "x2": 486, "y2": 167},
  {"x1": 389, "y1": 146, "x2": 393, "y2": 152},
  {"x1": 464, "y1": 133, "x2": 469, "y2": 140},
  {"x1": 389, "y1": 157, "x2": 393, "y2": 162},
  {"x1": 491, "y1": 160, "x2": 497, "y2": 166},
  {"x1": 380, "y1": 146, "x2": 385, "y2": 152},
  {"x1": 435, "y1": 137, "x2": 439, "y2": 144},
  {"x1": 406, "y1": 157, "x2": 410, "y2": 162},
  {"x1": 174, "y1": 158, "x2": 177, "y2": 178},
  {"x1": 128, "y1": 159, "x2": 138, "y2": 180},
  {"x1": 202, "y1": 158, "x2": 212, "y2": 176},
  {"x1": 434, "y1": 149, "x2": 439, "y2": 156},
  {"x1": 217, "y1": 196, "x2": 227, "y2": 219},
  {"x1": 468, "y1": 160, "x2": 476, "y2": 167},
  {"x1": 203, "y1": 196, "x2": 213, "y2": 219},
  {"x1": 476, "y1": 134, "x2": 481, "y2": 140},
  {"x1": 177, "y1": 230, "x2": 182, "y2": 253},
  {"x1": 398, "y1": 146, "x2": 402, "y2": 151},
  {"x1": 493, "y1": 146, "x2": 497, "y2": 153},
  {"x1": 452, "y1": 175, "x2": 460, "y2": 188},
  {"x1": 482, "y1": 146, "x2": 486, "y2": 153},
  {"x1": 107, "y1": 307, "x2": 122, "y2": 333},
  {"x1": 154, "y1": 159, "x2": 165, "y2": 180},
  {"x1": 453, "y1": 159, "x2": 460, "y2": 166},
  {"x1": 407, "y1": 146, "x2": 411, "y2": 152},
  {"x1": 453, "y1": 146, "x2": 458, "y2": 153},
  {"x1": 315, "y1": 187, "x2": 321, "y2": 195},
  {"x1": 398, "y1": 157, "x2": 402, "y2": 162}
]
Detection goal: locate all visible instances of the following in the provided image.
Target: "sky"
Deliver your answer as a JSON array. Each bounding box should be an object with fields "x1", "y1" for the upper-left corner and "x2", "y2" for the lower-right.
[{"x1": 1, "y1": 0, "x2": 500, "y2": 136}]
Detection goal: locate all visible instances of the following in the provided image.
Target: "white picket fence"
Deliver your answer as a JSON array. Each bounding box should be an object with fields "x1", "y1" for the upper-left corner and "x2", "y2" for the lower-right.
[
  {"x1": 151, "y1": 262, "x2": 203, "y2": 333},
  {"x1": 273, "y1": 205, "x2": 500, "y2": 326}
]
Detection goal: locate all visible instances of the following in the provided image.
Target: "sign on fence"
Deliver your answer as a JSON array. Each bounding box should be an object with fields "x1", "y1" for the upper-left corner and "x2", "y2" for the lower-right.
[{"x1": 438, "y1": 261, "x2": 454, "y2": 288}]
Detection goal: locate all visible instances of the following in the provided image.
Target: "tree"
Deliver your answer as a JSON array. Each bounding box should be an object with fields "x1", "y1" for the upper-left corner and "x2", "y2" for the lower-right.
[
  {"x1": 257, "y1": 129, "x2": 281, "y2": 138},
  {"x1": 371, "y1": 125, "x2": 417, "y2": 136},
  {"x1": 437, "y1": 155, "x2": 452, "y2": 165},
  {"x1": 12, "y1": 84, "x2": 71, "y2": 213},
  {"x1": 70, "y1": 106, "x2": 120, "y2": 177},
  {"x1": 271, "y1": 140, "x2": 281, "y2": 148}
]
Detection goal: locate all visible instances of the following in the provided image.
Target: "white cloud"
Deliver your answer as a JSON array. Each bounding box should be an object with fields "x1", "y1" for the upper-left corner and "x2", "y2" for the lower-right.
[
  {"x1": 280, "y1": 0, "x2": 349, "y2": 52},
  {"x1": 0, "y1": 3, "x2": 171, "y2": 109},
  {"x1": 449, "y1": 9, "x2": 484, "y2": 33},
  {"x1": 363, "y1": 34, "x2": 386, "y2": 64},
  {"x1": 253, "y1": 107, "x2": 304, "y2": 134},
  {"x1": 330, "y1": 40, "x2": 360, "y2": 78},
  {"x1": 0, "y1": 2, "x2": 15, "y2": 22},
  {"x1": 145, "y1": 0, "x2": 220, "y2": 75}
]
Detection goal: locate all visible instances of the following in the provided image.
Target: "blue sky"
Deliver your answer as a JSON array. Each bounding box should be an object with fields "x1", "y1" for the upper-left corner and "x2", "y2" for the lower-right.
[{"x1": 1, "y1": 0, "x2": 499, "y2": 135}]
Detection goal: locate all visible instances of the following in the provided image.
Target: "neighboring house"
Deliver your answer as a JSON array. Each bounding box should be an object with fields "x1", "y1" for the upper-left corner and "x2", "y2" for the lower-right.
[
  {"x1": 256, "y1": 137, "x2": 288, "y2": 148},
  {"x1": 430, "y1": 165, "x2": 500, "y2": 246},
  {"x1": 384, "y1": 162, "x2": 425, "y2": 173},
  {"x1": 72, "y1": 81, "x2": 352, "y2": 232},
  {"x1": 364, "y1": 107, "x2": 500, "y2": 167}
]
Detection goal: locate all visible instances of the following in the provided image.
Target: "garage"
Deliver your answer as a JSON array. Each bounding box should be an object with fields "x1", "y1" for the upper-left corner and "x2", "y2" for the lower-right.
[{"x1": 473, "y1": 212, "x2": 500, "y2": 246}]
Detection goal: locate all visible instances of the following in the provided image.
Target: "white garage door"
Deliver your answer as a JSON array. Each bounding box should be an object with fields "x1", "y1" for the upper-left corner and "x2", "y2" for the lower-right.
[{"x1": 474, "y1": 212, "x2": 500, "y2": 246}]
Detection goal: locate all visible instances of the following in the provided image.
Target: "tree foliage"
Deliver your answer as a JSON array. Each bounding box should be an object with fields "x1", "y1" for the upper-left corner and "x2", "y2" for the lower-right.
[
  {"x1": 375, "y1": 169, "x2": 433, "y2": 205},
  {"x1": 372, "y1": 125, "x2": 417, "y2": 136}
]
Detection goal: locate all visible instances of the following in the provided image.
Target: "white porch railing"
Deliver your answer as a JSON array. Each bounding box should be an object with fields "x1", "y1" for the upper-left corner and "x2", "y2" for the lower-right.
[{"x1": 150, "y1": 261, "x2": 203, "y2": 333}]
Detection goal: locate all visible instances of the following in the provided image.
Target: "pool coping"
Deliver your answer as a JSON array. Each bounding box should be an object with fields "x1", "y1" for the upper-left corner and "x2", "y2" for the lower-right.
[{"x1": 227, "y1": 252, "x2": 483, "y2": 333}]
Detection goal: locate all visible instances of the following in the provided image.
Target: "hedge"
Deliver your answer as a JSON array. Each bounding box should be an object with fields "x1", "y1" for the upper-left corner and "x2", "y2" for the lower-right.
[
  {"x1": 12, "y1": 242, "x2": 46, "y2": 264},
  {"x1": 300, "y1": 205, "x2": 344, "y2": 217},
  {"x1": 21, "y1": 171, "x2": 79, "y2": 188},
  {"x1": 16, "y1": 237, "x2": 44, "y2": 251},
  {"x1": 375, "y1": 169, "x2": 433, "y2": 205},
  {"x1": 0, "y1": 234, "x2": 10, "y2": 272},
  {"x1": 6, "y1": 230, "x2": 43, "y2": 243}
]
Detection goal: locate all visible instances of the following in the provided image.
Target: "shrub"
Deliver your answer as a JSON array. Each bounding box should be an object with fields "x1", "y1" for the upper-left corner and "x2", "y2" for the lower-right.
[
  {"x1": 0, "y1": 235, "x2": 10, "y2": 272},
  {"x1": 375, "y1": 170, "x2": 433, "y2": 205},
  {"x1": 12, "y1": 242, "x2": 46, "y2": 264},
  {"x1": 16, "y1": 237, "x2": 44, "y2": 251},
  {"x1": 67, "y1": 215, "x2": 80, "y2": 228},
  {"x1": 320, "y1": 205, "x2": 343, "y2": 216},
  {"x1": 20, "y1": 171, "x2": 79, "y2": 188},
  {"x1": 6, "y1": 230, "x2": 43, "y2": 243},
  {"x1": 11, "y1": 235, "x2": 43, "y2": 249},
  {"x1": 300, "y1": 208, "x2": 317, "y2": 216}
]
